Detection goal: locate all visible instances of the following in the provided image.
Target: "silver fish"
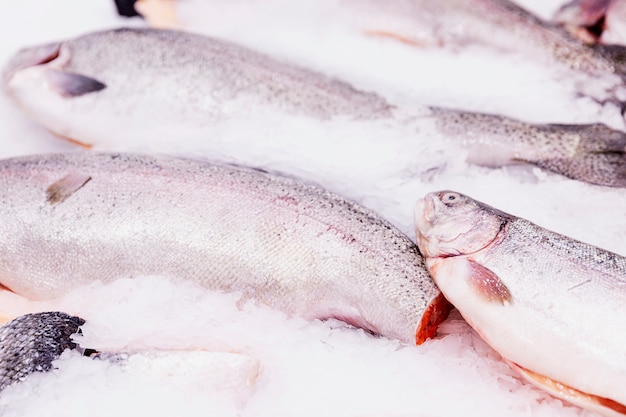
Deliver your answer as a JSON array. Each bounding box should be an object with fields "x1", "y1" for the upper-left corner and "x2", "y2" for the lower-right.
[
  {"x1": 414, "y1": 190, "x2": 626, "y2": 416},
  {"x1": 0, "y1": 312, "x2": 84, "y2": 392},
  {"x1": 3, "y1": 28, "x2": 626, "y2": 188},
  {"x1": 0, "y1": 152, "x2": 448, "y2": 345}
]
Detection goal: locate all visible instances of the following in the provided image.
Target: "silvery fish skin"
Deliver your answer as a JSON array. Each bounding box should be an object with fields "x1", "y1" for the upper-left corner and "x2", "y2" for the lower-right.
[
  {"x1": 414, "y1": 190, "x2": 626, "y2": 416},
  {"x1": 0, "y1": 312, "x2": 84, "y2": 392},
  {"x1": 3, "y1": 28, "x2": 626, "y2": 188},
  {"x1": 554, "y1": 0, "x2": 626, "y2": 46},
  {"x1": 0, "y1": 152, "x2": 448, "y2": 345}
]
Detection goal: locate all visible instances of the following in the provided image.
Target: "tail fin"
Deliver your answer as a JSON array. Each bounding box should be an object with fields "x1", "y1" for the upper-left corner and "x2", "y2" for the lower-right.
[{"x1": 530, "y1": 123, "x2": 626, "y2": 187}]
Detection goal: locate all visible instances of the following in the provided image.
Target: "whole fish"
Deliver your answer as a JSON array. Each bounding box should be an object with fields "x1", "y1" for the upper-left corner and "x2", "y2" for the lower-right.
[
  {"x1": 135, "y1": 0, "x2": 626, "y2": 98},
  {"x1": 554, "y1": 0, "x2": 626, "y2": 46},
  {"x1": 4, "y1": 28, "x2": 626, "y2": 188},
  {"x1": 414, "y1": 190, "x2": 626, "y2": 416},
  {"x1": 0, "y1": 312, "x2": 84, "y2": 392},
  {"x1": 0, "y1": 152, "x2": 448, "y2": 345}
]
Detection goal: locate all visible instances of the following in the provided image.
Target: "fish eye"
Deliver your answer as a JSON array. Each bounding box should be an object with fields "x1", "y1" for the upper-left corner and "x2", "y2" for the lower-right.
[{"x1": 440, "y1": 192, "x2": 461, "y2": 206}]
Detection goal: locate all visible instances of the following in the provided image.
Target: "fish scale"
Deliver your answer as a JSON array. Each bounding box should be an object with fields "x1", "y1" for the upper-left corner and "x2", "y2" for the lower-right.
[{"x1": 0, "y1": 312, "x2": 84, "y2": 392}]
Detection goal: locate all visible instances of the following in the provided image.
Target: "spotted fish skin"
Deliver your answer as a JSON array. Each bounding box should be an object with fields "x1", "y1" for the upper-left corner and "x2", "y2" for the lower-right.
[
  {"x1": 414, "y1": 190, "x2": 626, "y2": 415},
  {"x1": 0, "y1": 152, "x2": 447, "y2": 345},
  {"x1": 0, "y1": 312, "x2": 84, "y2": 392},
  {"x1": 4, "y1": 28, "x2": 626, "y2": 188},
  {"x1": 430, "y1": 108, "x2": 626, "y2": 188}
]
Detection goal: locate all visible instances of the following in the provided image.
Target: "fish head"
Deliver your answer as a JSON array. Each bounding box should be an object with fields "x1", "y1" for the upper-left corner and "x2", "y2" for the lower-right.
[
  {"x1": 3, "y1": 38, "x2": 108, "y2": 97},
  {"x1": 414, "y1": 190, "x2": 506, "y2": 259},
  {"x1": 3, "y1": 36, "x2": 112, "y2": 144}
]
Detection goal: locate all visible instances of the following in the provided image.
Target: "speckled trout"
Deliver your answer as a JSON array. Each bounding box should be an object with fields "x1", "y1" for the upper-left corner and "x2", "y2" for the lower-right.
[
  {"x1": 0, "y1": 152, "x2": 448, "y2": 345},
  {"x1": 3, "y1": 28, "x2": 626, "y2": 188},
  {"x1": 414, "y1": 190, "x2": 626, "y2": 416}
]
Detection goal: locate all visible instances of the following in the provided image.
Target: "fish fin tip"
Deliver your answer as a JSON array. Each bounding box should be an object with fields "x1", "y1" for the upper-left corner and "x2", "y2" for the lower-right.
[
  {"x1": 467, "y1": 260, "x2": 512, "y2": 305},
  {"x1": 45, "y1": 69, "x2": 106, "y2": 98},
  {"x1": 46, "y1": 172, "x2": 93, "y2": 204},
  {"x1": 509, "y1": 361, "x2": 626, "y2": 416}
]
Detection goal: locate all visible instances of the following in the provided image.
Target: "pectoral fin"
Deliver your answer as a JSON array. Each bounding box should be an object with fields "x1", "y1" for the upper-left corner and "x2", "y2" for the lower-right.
[
  {"x1": 45, "y1": 69, "x2": 106, "y2": 98},
  {"x1": 467, "y1": 260, "x2": 512, "y2": 305},
  {"x1": 508, "y1": 361, "x2": 626, "y2": 416},
  {"x1": 46, "y1": 172, "x2": 93, "y2": 204}
]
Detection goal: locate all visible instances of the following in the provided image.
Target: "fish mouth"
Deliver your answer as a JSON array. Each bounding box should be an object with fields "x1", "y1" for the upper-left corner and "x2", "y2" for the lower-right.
[
  {"x1": 2, "y1": 42, "x2": 65, "y2": 88},
  {"x1": 413, "y1": 196, "x2": 435, "y2": 256},
  {"x1": 414, "y1": 192, "x2": 458, "y2": 255}
]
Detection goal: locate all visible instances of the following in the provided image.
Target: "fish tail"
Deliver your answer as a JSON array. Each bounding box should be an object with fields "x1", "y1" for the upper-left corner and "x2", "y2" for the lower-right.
[{"x1": 532, "y1": 123, "x2": 626, "y2": 187}]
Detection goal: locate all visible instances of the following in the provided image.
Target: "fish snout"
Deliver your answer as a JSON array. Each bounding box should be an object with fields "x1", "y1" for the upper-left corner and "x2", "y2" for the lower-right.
[
  {"x1": 414, "y1": 194, "x2": 438, "y2": 257},
  {"x1": 2, "y1": 42, "x2": 65, "y2": 89}
]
